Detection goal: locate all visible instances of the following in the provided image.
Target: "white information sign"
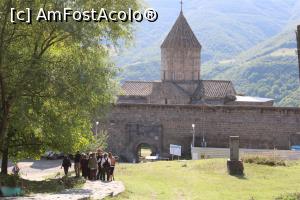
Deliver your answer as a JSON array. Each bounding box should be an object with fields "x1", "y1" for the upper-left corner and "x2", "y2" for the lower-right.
[{"x1": 170, "y1": 144, "x2": 182, "y2": 156}]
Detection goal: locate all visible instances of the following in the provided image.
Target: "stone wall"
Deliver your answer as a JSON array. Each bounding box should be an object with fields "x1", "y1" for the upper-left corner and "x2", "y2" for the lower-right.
[{"x1": 104, "y1": 104, "x2": 300, "y2": 162}]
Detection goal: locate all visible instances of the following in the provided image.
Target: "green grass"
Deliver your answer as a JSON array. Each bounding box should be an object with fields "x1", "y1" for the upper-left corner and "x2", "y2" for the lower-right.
[{"x1": 111, "y1": 159, "x2": 300, "y2": 200}]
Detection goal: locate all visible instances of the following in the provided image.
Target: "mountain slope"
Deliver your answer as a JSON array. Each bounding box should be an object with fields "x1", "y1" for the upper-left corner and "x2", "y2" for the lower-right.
[
  {"x1": 116, "y1": 0, "x2": 300, "y2": 107},
  {"x1": 202, "y1": 30, "x2": 299, "y2": 106},
  {"x1": 117, "y1": 0, "x2": 298, "y2": 66}
]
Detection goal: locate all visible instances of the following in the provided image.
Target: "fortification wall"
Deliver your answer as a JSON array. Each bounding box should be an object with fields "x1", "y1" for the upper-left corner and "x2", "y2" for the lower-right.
[{"x1": 105, "y1": 104, "x2": 300, "y2": 162}]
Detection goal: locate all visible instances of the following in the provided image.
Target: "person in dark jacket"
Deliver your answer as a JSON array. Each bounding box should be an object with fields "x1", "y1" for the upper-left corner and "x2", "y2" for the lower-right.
[
  {"x1": 101, "y1": 153, "x2": 111, "y2": 182},
  {"x1": 74, "y1": 151, "x2": 81, "y2": 177},
  {"x1": 87, "y1": 152, "x2": 92, "y2": 180},
  {"x1": 96, "y1": 149, "x2": 104, "y2": 180},
  {"x1": 61, "y1": 156, "x2": 72, "y2": 176},
  {"x1": 88, "y1": 153, "x2": 98, "y2": 180},
  {"x1": 80, "y1": 154, "x2": 89, "y2": 179}
]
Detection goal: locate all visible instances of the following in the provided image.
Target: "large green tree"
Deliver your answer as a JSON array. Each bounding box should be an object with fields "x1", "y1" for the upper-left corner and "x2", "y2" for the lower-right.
[{"x1": 0, "y1": 0, "x2": 139, "y2": 174}]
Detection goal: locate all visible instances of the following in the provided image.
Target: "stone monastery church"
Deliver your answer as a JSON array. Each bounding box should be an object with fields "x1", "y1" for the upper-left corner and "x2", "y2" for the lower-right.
[
  {"x1": 118, "y1": 10, "x2": 273, "y2": 107},
  {"x1": 104, "y1": 9, "x2": 300, "y2": 162}
]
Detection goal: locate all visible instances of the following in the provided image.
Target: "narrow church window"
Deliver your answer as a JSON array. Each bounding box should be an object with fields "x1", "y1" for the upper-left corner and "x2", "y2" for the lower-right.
[
  {"x1": 163, "y1": 71, "x2": 166, "y2": 80},
  {"x1": 165, "y1": 98, "x2": 168, "y2": 104},
  {"x1": 172, "y1": 72, "x2": 175, "y2": 80}
]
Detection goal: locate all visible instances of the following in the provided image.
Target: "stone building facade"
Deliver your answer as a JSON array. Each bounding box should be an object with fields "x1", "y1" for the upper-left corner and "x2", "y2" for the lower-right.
[
  {"x1": 105, "y1": 104, "x2": 300, "y2": 162},
  {"x1": 103, "y1": 10, "x2": 300, "y2": 162}
]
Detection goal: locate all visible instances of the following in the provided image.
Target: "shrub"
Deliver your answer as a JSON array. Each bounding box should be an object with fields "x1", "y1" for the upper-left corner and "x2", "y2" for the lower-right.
[
  {"x1": 0, "y1": 175, "x2": 86, "y2": 195},
  {"x1": 242, "y1": 155, "x2": 287, "y2": 166},
  {"x1": 275, "y1": 193, "x2": 300, "y2": 200},
  {"x1": 59, "y1": 176, "x2": 86, "y2": 189},
  {"x1": 0, "y1": 175, "x2": 22, "y2": 187}
]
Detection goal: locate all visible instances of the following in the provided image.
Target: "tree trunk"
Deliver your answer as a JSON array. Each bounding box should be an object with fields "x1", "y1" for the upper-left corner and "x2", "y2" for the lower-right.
[
  {"x1": 1, "y1": 144, "x2": 8, "y2": 175},
  {"x1": 0, "y1": 100, "x2": 11, "y2": 176},
  {"x1": 0, "y1": 0, "x2": 12, "y2": 153},
  {"x1": 0, "y1": 72, "x2": 11, "y2": 156},
  {"x1": 0, "y1": 110, "x2": 9, "y2": 147},
  {"x1": 0, "y1": 99, "x2": 10, "y2": 162}
]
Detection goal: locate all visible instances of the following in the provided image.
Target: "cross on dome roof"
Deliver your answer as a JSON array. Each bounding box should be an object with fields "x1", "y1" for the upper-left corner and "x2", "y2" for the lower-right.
[{"x1": 180, "y1": 0, "x2": 183, "y2": 12}]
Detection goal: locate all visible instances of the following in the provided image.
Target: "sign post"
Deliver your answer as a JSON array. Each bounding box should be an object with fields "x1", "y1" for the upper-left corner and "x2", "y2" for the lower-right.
[{"x1": 170, "y1": 144, "x2": 182, "y2": 160}]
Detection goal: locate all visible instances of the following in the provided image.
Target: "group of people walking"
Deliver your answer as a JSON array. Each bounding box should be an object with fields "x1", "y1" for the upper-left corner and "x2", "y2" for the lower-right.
[{"x1": 61, "y1": 149, "x2": 116, "y2": 182}]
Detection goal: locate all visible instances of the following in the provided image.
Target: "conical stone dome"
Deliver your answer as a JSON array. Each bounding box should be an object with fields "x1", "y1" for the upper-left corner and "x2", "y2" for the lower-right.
[
  {"x1": 161, "y1": 11, "x2": 201, "y2": 49},
  {"x1": 161, "y1": 11, "x2": 201, "y2": 81}
]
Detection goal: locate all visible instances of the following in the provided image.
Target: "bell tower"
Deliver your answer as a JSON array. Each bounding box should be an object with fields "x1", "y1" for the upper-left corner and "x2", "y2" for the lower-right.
[{"x1": 161, "y1": 6, "x2": 201, "y2": 81}]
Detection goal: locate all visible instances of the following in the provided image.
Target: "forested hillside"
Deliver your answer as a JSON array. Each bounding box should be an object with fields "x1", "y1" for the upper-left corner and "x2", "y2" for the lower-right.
[{"x1": 116, "y1": 0, "x2": 300, "y2": 106}]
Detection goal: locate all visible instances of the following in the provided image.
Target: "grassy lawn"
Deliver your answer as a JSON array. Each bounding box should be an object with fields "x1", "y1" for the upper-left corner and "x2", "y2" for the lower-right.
[{"x1": 111, "y1": 159, "x2": 300, "y2": 200}]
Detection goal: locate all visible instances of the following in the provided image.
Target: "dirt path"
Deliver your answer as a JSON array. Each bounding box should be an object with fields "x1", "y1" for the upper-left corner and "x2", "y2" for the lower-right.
[
  {"x1": 9, "y1": 159, "x2": 63, "y2": 181},
  {"x1": 2, "y1": 159, "x2": 125, "y2": 200}
]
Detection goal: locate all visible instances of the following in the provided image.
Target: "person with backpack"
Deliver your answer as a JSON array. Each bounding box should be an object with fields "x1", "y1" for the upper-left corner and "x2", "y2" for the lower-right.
[
  {"x1": 101, "y1": 153, "x2": 111, "y2": 182},
  {"x1": 61, "y1": 156, "x2": 72, "y2": 176}
]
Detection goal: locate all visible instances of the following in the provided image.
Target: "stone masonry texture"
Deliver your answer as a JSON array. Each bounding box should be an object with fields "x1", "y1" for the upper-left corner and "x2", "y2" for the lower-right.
[{"x1": 104, "y1": 104, "x2": 300, "y2": 162}]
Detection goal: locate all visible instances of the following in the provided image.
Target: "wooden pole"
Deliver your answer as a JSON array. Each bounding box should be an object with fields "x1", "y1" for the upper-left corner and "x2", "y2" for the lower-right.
[{"x1": 296, "y1": 25, "x2": 300, "y2": 81}]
